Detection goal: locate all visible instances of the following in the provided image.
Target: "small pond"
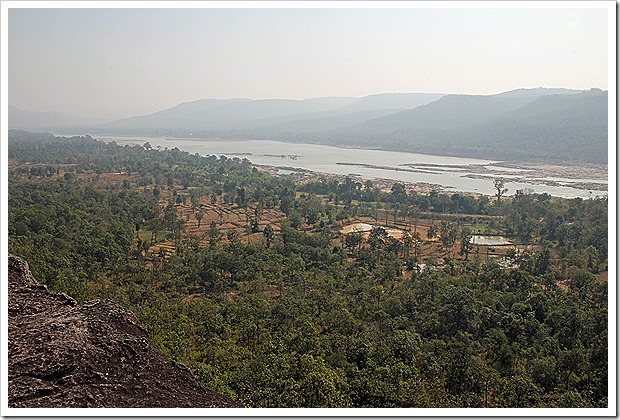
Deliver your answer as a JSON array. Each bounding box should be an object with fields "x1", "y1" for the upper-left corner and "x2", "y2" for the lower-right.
[
  {"x1": 341, "y1": 223, "x2": 403, "y2": 239},
  {"x1": 470, "y1": 235, "x2": 513, "y2": 246}
]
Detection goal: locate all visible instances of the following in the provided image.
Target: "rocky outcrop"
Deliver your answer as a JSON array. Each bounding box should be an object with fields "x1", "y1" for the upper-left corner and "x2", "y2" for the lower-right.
[{"x1": 8, "y1": 255, "x2": 240, "y2": 408}]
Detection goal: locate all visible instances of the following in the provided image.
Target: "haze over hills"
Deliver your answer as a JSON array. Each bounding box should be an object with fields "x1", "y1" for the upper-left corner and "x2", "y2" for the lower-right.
[
  {"x1": 273, "y1": 89, "x2": 606, "y2": 164},
  {"x1": 97, "y1": 93, "x2": 446, "y2": 132},
  {"x1": 8, "y1": 87, "x2": 608, "y2": 164},
  {"x1": 337, "y1": 94, "x2": 540, "y2": 134},
  {"x1": 102, "y1": 97, "x2": 360, "y2": 131},
  {"x1": 464, "y1": 89, "x2": 608, "y2": 163},
  {"x1": 497, "y1": 87, "x2": 584, "y2": 98},
  {"x1": 9, "y1": 92, "x2": 443, "y2": 133},
  {"x1": 246, "y1": 88, "x2": 607, "y2": 164},
  {"x1": 309, "y1": 88, "x2": 608, "y2": 163},
  {"x1": 8, "y1": 105, "x2": 110, "y2": 130},
  {"x1": 333, "y1": 92, "x2": 445, "y2": 114}
]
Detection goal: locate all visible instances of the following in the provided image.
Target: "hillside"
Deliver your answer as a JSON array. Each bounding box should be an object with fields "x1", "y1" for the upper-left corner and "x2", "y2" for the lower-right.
[
  {"x1": 340, "y1": 94, "x2": 537, "y2": 134},
  {"x1": 101, "y1": 97, "x2": 358, "y2": 131},
  {"x1": 8, "y1": 105, "x2": 107, "y2": 130},
  {"x1": 451, "y1": 89, "x2": 608, "y2": 162},
  {"x1": 332, "y1": 92, "x2": 445, "y2": 114},
  {"x1": 322, "y1": 89, "x2": 608, "y2": 164},
  {"x1": 100, "y1": 93, "x2": 444, "y2": 133},
  {"x1": 8, "y1": 254, "x2": 240, "y2": 408},
  {"x1": 10, "y1": 87, "x2": 608, "y2": 164}
]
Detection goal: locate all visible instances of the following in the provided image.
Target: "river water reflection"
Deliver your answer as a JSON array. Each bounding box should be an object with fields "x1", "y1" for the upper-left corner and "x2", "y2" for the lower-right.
[{"x1": 96, "y1": 135, "x2": 607, "y2": 199}]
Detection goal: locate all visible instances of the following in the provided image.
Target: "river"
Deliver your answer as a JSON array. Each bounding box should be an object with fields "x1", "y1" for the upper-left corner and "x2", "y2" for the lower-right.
[{"x1": 93, "y1": 135, "x2": 607, "y2": 199}]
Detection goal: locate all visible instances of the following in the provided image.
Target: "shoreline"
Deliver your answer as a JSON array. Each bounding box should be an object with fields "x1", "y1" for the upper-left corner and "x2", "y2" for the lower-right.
[{"x1": 74, "y1": 133, "x2": 609, "y2": 199}]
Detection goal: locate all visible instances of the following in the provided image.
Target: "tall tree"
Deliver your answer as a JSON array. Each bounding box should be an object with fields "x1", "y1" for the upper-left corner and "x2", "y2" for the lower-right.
[{"x1": 494, "y1": 179, "x2": 508, "y2": 205}]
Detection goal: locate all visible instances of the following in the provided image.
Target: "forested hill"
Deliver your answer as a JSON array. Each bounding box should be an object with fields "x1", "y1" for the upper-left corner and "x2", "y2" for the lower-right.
[
  {"x1": 10, "y1": 88, "x2": 607, "y2": 164},
  {"x1": 455, "y1": 89, "x2": 608, "y2": 163},
  {"x1": 110, "y1": 88, "x2": 607, "y2": 164},
  {"x1": 99, "y1": 93, "x2": 444, "y2": 131},
  {"x1": 311, "y1": 89, "x2": 608, "y2": 164},
  {"x1": 8, "y1": 105, "x2": 107, "y2": 130}
]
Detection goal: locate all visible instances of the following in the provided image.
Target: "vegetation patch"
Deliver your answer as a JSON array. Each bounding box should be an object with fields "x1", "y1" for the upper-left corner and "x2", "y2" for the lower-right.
[{"x1": 8, "y1": 132, "x2": 608, "y2": 408}]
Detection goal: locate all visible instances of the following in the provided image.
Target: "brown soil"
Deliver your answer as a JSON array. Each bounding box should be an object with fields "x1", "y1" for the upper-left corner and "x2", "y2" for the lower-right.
[
  {"x1": 8, "y1": 255, "x2": 241, "y2": 408},
  {"x1": 594, "y1": 271, "x2": 608, "y2": 282},
  {"x1": 146, "y1": 195, "x2": 286, "y2": 258}
]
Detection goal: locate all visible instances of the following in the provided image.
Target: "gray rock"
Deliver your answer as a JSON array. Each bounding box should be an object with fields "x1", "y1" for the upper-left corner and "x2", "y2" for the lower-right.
[{"x1": 8, "y1": 255, "x2": 241, "y2": 408}]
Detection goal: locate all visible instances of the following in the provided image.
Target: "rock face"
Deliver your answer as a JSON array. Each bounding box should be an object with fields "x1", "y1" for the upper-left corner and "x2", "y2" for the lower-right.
[{"x1": 8, "y1": 255, "x2": 241, "y2": 408}]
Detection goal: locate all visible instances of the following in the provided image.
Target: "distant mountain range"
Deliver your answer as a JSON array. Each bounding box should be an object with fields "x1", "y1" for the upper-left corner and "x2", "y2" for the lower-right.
[
  {"x1": 93, "y1": 93, "x2": 445, "y2": 132},
  {"x1": 9, "y1": 88, "x2": 608, "y2": 164},
  {"x1": 8, "y1": 105, "x2": 109, "y2": 130},
  {"x1": 314, "y1": 88, "x2": 607, "y2": 163}
]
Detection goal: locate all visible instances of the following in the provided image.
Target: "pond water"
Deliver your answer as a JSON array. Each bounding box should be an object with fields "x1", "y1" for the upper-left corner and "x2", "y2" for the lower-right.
[
  {"x1": 470, "y1": 235, "x2": 513, "y2": 246},
  {"x1": 341, "y1": 223, "x2": 375, "y2": 234},
  {"x1": 94, "y1": 135, "x2": 607, "y2": 199},
  {"x1": 341, "y1": 223, "x2": 403, "y2": 239}
]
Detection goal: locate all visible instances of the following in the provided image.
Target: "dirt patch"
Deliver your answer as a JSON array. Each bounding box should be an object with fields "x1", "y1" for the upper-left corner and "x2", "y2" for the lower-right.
[
  {"x1": 594, "y1": 271, "x2": 608, "y2": 282},
  {"x1": 144, "y1": 193, "x2": 286, "y2": 257}
]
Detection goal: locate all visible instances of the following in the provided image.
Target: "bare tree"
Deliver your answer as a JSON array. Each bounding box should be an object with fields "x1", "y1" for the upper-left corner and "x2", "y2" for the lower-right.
[{"x1": 494, "y1": 178, "x2": 508, "y2": 205}]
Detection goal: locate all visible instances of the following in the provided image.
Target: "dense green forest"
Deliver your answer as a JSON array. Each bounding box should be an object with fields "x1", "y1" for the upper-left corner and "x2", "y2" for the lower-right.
[{"x1": 8, "y1": 131, "x2": 608, "y2": 408}]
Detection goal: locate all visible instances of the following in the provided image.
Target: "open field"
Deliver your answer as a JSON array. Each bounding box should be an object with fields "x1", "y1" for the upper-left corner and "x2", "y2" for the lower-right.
[{"x1": 142, "y1": 184, "x2": 528, "y2": 267}]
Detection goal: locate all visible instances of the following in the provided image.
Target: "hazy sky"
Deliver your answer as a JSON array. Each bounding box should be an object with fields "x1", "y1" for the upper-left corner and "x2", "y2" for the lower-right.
[{"x1": 7, "y1": 3, "x2": 611, "y2": 118}]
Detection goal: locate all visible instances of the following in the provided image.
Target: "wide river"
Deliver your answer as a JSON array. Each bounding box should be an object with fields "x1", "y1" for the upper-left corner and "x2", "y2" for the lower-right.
[{"x1": 94, "y1": 135, "x2": 607, "y2": 199}]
